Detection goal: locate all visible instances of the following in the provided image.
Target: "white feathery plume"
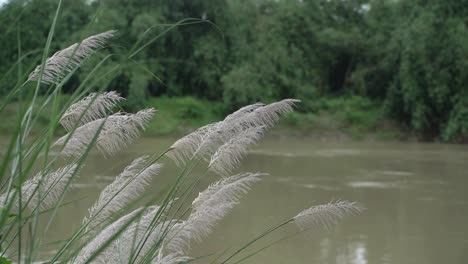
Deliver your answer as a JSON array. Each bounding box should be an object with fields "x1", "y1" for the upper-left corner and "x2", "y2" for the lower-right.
[
  {"x1": 206, "y1": 99, "x2": 300, "y2": 159},
  {"x1": 293, "y1": 200, "x2": 364, "y2": 231},
  {"x1": 0, "y1": 164, "x2": 78, "y2": 212},
  {"x1": 165, "y1": 122, "x2": 222, "y2": 166},
  {"x1": 75, "y1": 207, "x2": 143, "y2": 264},
  {"x1": 194, "y1": 102, "x2": 271, "y2": 161},
  {"x1": 223, "y1": 102, "x2": 265, "y2": 123},
  {"x1": 153, "y1": 251, "x2": 192, "y2": 264},
  {"x1": 166, "y1": 102, "x2": 266, "y2": 167},
  {"x1": 54, "y1": 108, "x2": 156, "y2": 158},
  {"x1": 82, "y1": 156, "x2": 161, "y2": 238},
  {"x1": 194, "y1": 103, "x2": 267, "y2": 161},
  {"x1": 239, "y1": 99, "x2": 301, "y2": 129},
  {"x1": 28, "y1": 30, "x2": 116, "y2": 84},
  {"x1": 165, "y1": 172, "x2": 265, "y2": 254},
  {"x1": 198, "y1": 100, "x2": 297, "y2": 166},
  {"x1": 60, "y1": 91, "x2": 124, "y2": 131},
  {"x1": 29, "y1": 164, "x2": 79, "y2": 211},
  {"x1": 190, "y1": 172, "x2": 264, "y2": 210},
  {"x1": 209, "y1": 126, "x2": 265, "y2": 176},
  {"x1": 166, "y1": 100, "x2": 299, "y2": 167},
  {"x1": 96, "y1": 108, "x2": 156, "y2": 157},
  {"x1": 94, "y1": 205, "x2": 171, "y2": 263},
  {"x1": 53, "y1": 118, "x2": 104, "y2": 158},
  {"x1": 216, "y1": 99, "x2": 299, "y2": 138},
  {"x1": 191, "y1": 122, "x2": 229, "y2": 163}
]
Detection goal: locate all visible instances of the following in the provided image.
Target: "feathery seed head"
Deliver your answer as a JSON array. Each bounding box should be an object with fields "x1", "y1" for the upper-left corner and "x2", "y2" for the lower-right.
[
  {"x1": 83, "y1": 156, "x2": 161, "y2": 237},
  {"x1": 244, "y1": 99, "x2": 301, "y2": 128},
  {"x1": 165, "y1": 172, "x2": 265, "y2": 254},
  {"x1": 28, "y1": 30, "x2": 116, "y2": 84},
  {"x1": 75, "y1": 207, "x2": 143, "y2": 264},
  {"x1": 223, "y1": 102, "x2": 265, "y2": 123},
  {"x1": 60, "y1": 91, "x2": 124, "y2": 131},
  {"x1": 293, "y1": 200, "x2": 364, "y2": 231},
  {"x1": 166, "y1": 122, "x2": 222, "y2": 166},
  {"x1": 166, "y1": 99, "x2": 300, "y2": 168},
  {"x1": 154, "y1": 252, "x2": 192, "y2": 264},
  {"x1": 54, "y1": 108, "x2": 156, "y2": 158},
  {"x1": 94, "y1": 205, "x2": 172, "y2": 263},
  {"x1": 209, "y1": 126, "x2": 265, "y2": 176},
  {"x1": 0, "y1": 164, "x2": 79, "y2": 212}
]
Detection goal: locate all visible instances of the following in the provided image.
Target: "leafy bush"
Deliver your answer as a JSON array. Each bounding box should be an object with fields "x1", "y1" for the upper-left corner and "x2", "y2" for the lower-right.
[{"x1": 144, "y1": 96, "x2": 223, "y2": 135}]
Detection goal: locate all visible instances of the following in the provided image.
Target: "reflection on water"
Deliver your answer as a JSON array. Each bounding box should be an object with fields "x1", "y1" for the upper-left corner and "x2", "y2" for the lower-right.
[{"x1": 3, "y1": 136, "x2": 468, "y2": 263}]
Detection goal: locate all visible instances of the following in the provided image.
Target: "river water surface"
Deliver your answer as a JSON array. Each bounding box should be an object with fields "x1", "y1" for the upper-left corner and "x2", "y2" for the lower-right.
[{"x1": 25, "y1": 137, "x2": 468, "y2": 263}]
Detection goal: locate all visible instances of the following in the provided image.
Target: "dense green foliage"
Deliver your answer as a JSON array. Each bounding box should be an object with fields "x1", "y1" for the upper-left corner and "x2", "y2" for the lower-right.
[{"x1": 0, "y1": 0, "x2": 466, "y2": 141}]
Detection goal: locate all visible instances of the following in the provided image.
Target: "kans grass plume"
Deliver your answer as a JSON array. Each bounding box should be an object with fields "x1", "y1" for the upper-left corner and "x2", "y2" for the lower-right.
[
  {"x1": 28, "y1": 30, "x2": 116, "y2": 84},
  {"x1": 244, "y1": 99, "x2": 301, "y2": 128},
  {"x1": 54, "y1": 108, "x2": 156, "y2": 158},
  {"x1": 222, "y1": 102, "x2": 265, "y2": 123},
  {"x1": 78, "y1": 204, "x2": 177, "y2": 263},
  {"x1": 166, "y1": 99, "x2": 300, "y2": 167},
  {"x1": 165, "y1": 172, "x2": 265, "y2": 254},
  {"x1": 96, "y1": 206, "x2": 174, "y2": 263},
  {"x1": 293, "y1": 200, "x2": 365, "y2": 231},
  {"x1": 60, "y1": 91, "x2": 124, "y2": 131},
  {"x1": 209, "y1": 126, "x2": 265, "y2": 176},
  {"x1": 165, "y1": 122, "x2": 221, "y2": 167},
  {"x1": 0, "y1": 164, "x2": 78, "y2": 212},
  {"x1": 82, "y1": 156, "x2": 161, "y2": 238},
  {"x1": 75, "y1": 207, "x2": 143, "y2": 264},
  {"x1": 153, "y1": 252, "x2": 192, "y2": 264}
]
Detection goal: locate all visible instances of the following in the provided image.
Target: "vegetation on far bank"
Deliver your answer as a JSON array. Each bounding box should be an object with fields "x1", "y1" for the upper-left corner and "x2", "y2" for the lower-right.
[
  {"x1": 132, "y1": 95, "x2": 406, "y2": 140},
  {"x1": 0, "y1": 0, "x2": 465, "y2": 142},
  {"x1": 0, "y1": 95, "x2": 405, "y2": 141}
]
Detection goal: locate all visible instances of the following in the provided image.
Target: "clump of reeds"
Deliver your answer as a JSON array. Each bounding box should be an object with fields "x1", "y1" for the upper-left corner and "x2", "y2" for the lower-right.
[{"x1": 0, "y1": 21, "x2": 363, "y2": 264}]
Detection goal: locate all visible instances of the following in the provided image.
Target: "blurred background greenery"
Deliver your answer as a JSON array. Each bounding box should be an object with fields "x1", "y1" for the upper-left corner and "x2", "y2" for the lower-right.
[{"x1": 0, "y1": 0, "x2": 466, "y2": 141}]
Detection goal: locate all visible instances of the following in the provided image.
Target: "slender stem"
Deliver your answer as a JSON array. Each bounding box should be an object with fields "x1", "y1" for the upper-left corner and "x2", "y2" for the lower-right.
[
  {"x1": 221, "y1": 219, "x2": 293, "y2": 264},
  {"x1": 232, "y1": 230, "x2": 303, "y2": 264}
]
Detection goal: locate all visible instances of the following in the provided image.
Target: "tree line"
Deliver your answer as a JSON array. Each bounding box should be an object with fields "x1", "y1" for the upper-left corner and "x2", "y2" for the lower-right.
[{"x1": 0, "y1": 0, "x2": 466, "y2": 141}]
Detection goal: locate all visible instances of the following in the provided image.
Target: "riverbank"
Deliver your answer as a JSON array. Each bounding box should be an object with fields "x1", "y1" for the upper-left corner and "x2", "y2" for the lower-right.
[
  {"x1": 0, "y1": 95, "x2": 407, "y2": 141},
  {"x1": 141, "y1": 95, "x2": 408, "y2": 141}
]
